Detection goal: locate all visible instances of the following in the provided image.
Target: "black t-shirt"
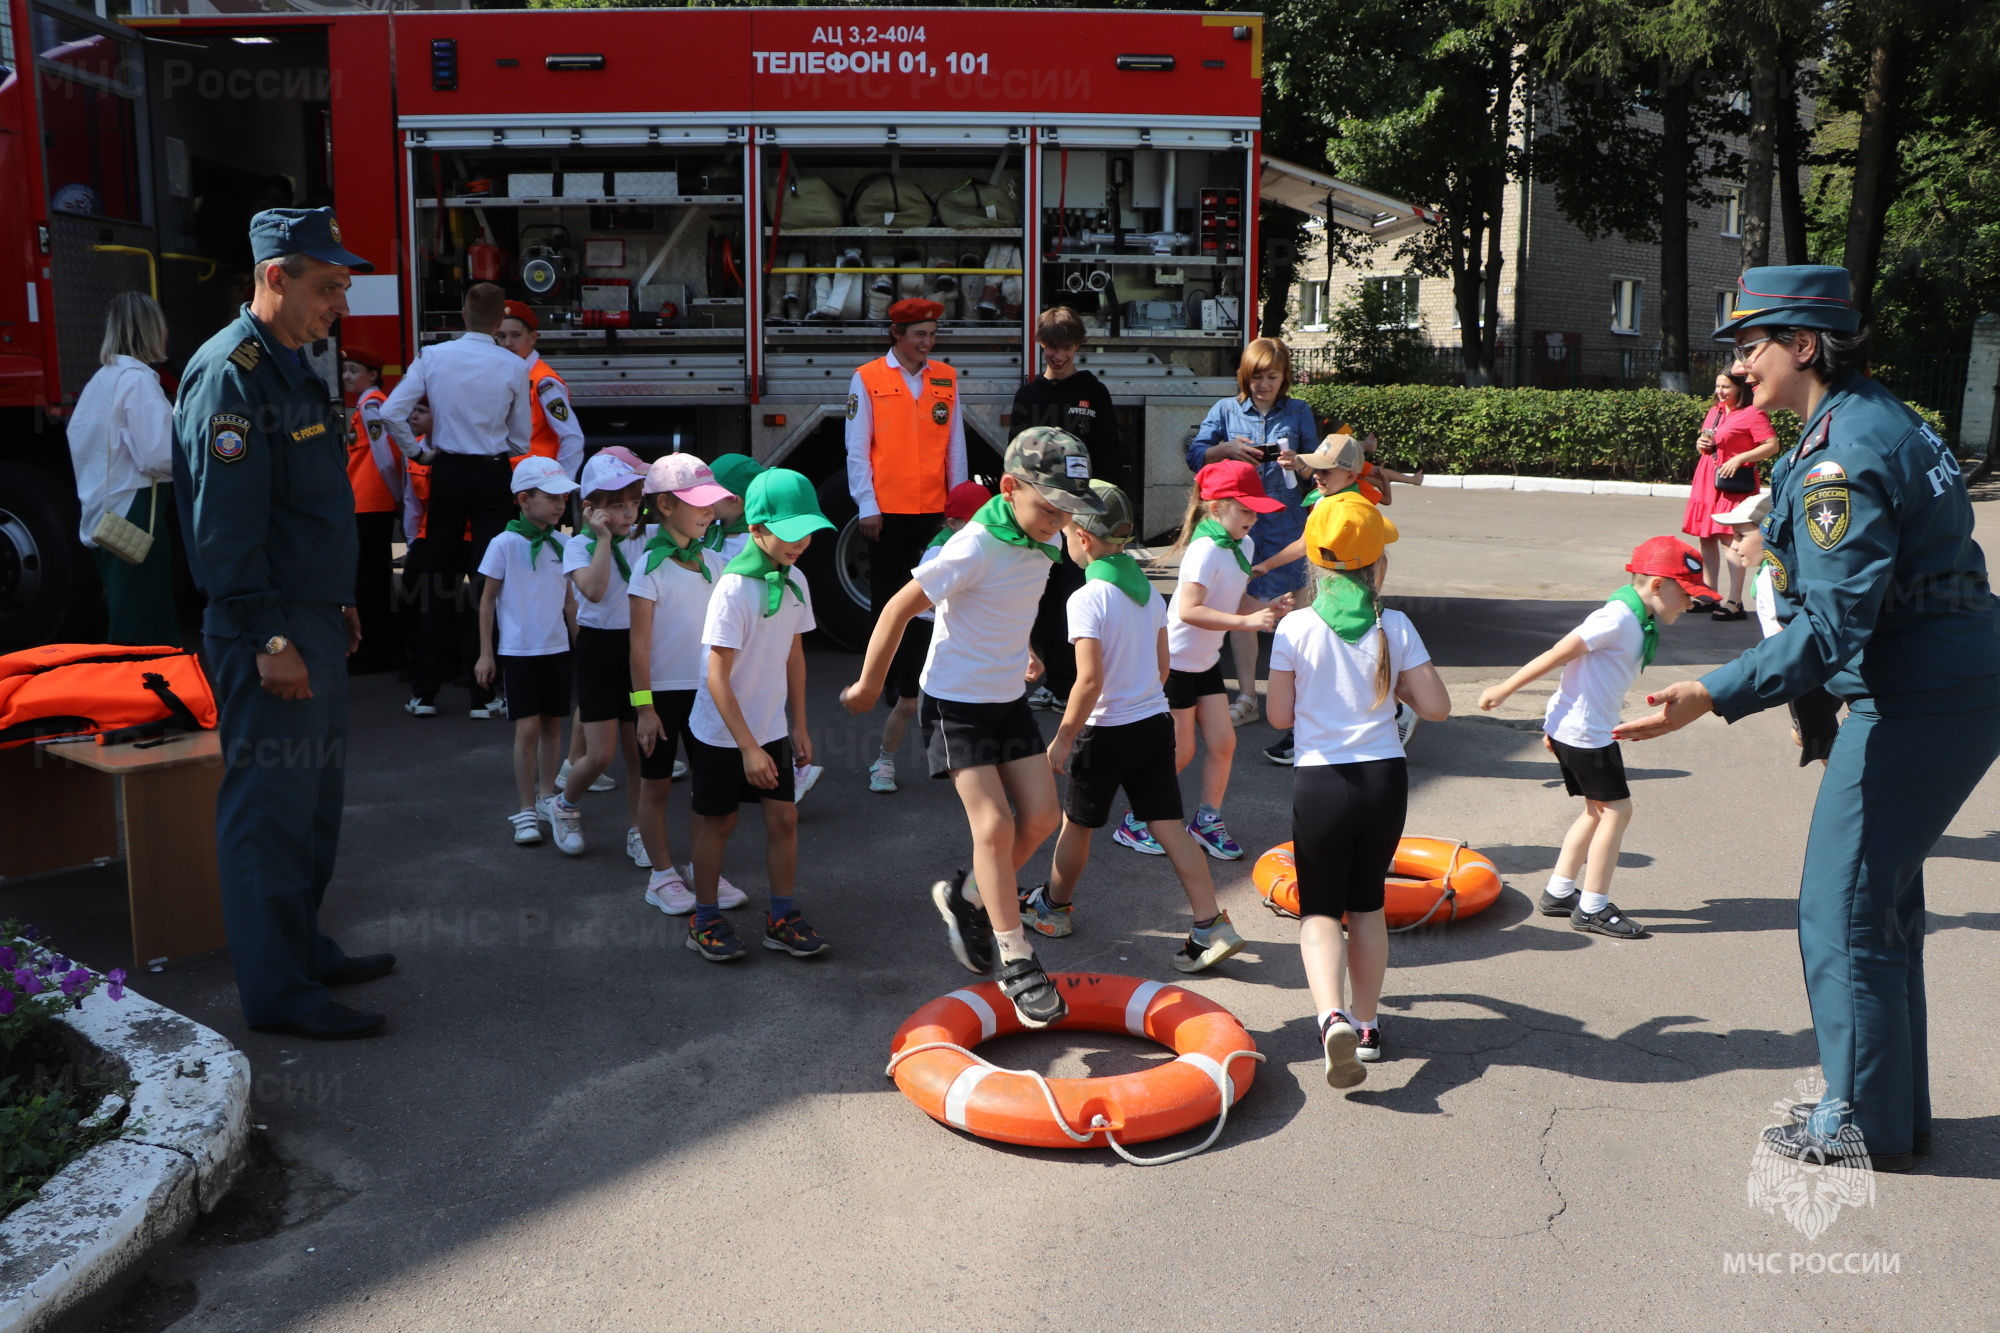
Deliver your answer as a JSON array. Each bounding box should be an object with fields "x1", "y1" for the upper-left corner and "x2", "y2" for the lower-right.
[{"x1": 1010, "y1": 370, "x2": 1127, "y2": 490}]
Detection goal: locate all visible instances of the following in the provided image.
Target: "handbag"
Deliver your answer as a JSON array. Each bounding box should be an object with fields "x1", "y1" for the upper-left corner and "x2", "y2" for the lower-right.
[
  {"x1": 1715, "y1": 467, "x2": 1757, "y2": 496},
  {"x1": 89, "y1": 390, "x2": 158, "y2": 566}
]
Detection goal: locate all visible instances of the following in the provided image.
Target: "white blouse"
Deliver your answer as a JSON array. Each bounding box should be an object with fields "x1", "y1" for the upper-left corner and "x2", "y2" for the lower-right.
[{"x1": 67, "y1": 356, "x2": 175, "y2": 547}]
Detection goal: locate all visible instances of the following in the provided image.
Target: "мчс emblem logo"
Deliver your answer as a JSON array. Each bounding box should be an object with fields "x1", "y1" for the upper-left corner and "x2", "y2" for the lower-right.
[
  {"x1": 209, "y1": 413, "x2": 252, "y2": 463},
  {"x1": 1747, "y1": 1074, "x2": 1875, "y2": 1242},
  {"x1": 931, "y1": 401, "x2": 949, "y2": 426},
  {"x1": 1807, "y1": 487, "x2": 1850, "y2": 549}
]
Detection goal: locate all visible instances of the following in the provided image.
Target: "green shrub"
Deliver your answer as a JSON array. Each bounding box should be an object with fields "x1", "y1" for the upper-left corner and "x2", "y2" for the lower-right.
[{"x1": 1294, "y1": 383, "x2": 1945, "y2": 483}]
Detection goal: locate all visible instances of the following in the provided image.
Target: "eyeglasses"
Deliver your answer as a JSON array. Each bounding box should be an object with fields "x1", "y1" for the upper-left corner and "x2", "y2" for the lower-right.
[{"x1": 1731, "y1": 335, "x2": 1777, "y2": 365}]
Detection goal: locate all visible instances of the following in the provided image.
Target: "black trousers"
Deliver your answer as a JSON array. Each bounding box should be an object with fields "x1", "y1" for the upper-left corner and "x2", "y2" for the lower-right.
[
  {"x1": 406, "y1": 538, "x2": 490, "y2": 706},
  {"x1": 869, "y1": 511, "x2": 943, "y2": 629},
  {"x1": 414, "y1": 453, "x2": 513, "y2": 704},
  {"x1": 1030, "y1": 549, "x2": 1086, "y2": 699},
  {"x1": 348, "y1": 510, "x2": 400, "y2": 674}
]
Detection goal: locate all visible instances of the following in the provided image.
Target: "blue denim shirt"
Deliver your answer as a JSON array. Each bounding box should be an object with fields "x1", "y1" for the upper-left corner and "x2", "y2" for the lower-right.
[{"x1": 1185, "y1": 395, "x2": 1318, "y2": 555}]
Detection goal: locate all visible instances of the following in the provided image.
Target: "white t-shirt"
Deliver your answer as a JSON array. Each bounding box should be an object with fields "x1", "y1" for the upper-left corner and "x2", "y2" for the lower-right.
[
  {"x1": 913, "y1": 523, "x2": 1053, "y2": 704},
  {"x1": 476, "y1": 530, "x2": 571, "y2": 657},
  {"x1": 690, "y1": 571, "x2": 816, "y2": 748},
  {"x1": 1067, "y1": 578, "x2": 1170, "y2": 727},
  {"x1": 627, "y1": 548, "x2": 728, "y2": 690},
  {"x1": 1167, "y1": 534, "x2": 1255, "y2": 672},
  {"x1": 562, "y1": 531, "x2": 647, "y2": 631},
  {"x1": 1544, "y1": 598, "x2": 1647, "y2": 749},
  {"x1": 1754, "y1": 564, "x2": 1780, "y2": 639},
  {"x1": 1270, "y1": 607, "x2": 1429, "y2": 765}
]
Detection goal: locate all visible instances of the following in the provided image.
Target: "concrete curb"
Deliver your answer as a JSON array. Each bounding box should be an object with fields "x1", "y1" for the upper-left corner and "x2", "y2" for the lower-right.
[
  {"x1": 1423, "y1": 474, "x2": 1693, "y2": 498},
  {"x1": 0, "y1": 983, "x2": 251, "y2": 1333}
]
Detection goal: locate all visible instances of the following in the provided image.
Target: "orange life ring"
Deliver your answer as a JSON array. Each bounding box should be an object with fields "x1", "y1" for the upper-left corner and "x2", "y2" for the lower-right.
[
  {"x1": 887, "y1": 973, "x2": 1261, "y2": 1155},
  {"x1": 1252, "y1": 836, "x2": 1505, "y2": 930}
]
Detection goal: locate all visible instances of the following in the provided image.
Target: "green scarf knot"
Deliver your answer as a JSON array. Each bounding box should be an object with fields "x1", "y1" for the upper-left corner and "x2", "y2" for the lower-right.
[
  {"x1": 1084, "y1": 551, "x2": 1154, "y2": 607},
  {"x1": 724, "y1": 541, "x2": 806, "y2": 617},
  {"x1": 973, "y1": 495, "x2": 1060, "y2": 561},
  {"x1": 505, "y1": 517, "x2": 562, "y2": 569},
  {"x1": 643, "y1": 525, "x2": 711, "y2": 579},
  {"x1": 1310, "y1": 571, "x2": 1379, "y2": 644},
  {"x1": 702, "y1": 514, "x2": 749, "y2": 550},
  {"x1": 1606, "y1": 584, "x2": 1658, "y2": 668},
  {"x1": 585, "y1": 532, "x2": 631, "y2": 582},
  {"x1": 1193, "y1": 517, "x2": 1253, "y2": 574}
]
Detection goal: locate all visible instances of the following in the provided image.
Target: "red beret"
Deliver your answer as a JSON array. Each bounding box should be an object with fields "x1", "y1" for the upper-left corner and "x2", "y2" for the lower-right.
[
  {"x1": 341, "y1": 348, "x2": 382, "y2": 371},
  {"x1": 502, "y1": 300, "x2": 538, "y2": 330},
  {"x1": 886, "y1": 298, "x2": 945, "y2": 325}
]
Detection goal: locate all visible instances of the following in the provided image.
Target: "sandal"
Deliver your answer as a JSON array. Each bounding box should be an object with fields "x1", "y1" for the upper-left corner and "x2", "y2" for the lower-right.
[{"x1": 1711, "y1": 601, "x2": 1748, "y2": 622}]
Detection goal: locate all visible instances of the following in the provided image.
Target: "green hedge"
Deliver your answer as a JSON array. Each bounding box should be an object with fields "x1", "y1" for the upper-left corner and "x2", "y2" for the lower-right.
[{"x1": 1293, "y1": 384, "x2": 1945, "y2": 484}]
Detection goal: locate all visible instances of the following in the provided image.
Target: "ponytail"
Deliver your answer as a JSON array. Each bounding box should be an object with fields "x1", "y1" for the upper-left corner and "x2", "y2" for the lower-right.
[{"x1": 1168, "y1": 491, "x2": 1212, "y2": 557}]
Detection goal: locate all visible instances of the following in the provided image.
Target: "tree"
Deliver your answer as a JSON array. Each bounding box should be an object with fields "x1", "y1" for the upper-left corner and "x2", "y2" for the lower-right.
[{"x1": 1321, "y1": 280, "x2": 1437, "y2": 384}]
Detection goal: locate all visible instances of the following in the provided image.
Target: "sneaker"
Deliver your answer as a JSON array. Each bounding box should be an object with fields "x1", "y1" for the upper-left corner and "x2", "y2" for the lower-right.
[
  {"x1": 1172, "y1": 911, "x2": 1246, "y2": 973},
  {"x1": 764, "y1": 912, "x2": 830, "y2": 957},
  {"x1": 1019, "y1": 883, "x2": 1073, "y2": 938},
  {"x1": 685, "y1": 915, "x2": 746, "y2": 962},
  {"x1": 556, "y1": 759, "x2": 619, "y2": 795},
  {"x1": 996, "y1": 953, "x2": 1067, "y2": 1029},
  {"x1": 1263, "y1": 732, "x2": 1295, "y2": 766},
  {"x1": 507, "y1": 809, "x2": 542, "y2": 846},
  {"x1": 1187, "y1": 808, "x2": 1244, "y2": 861},
  {"x1": 930, "y1": 871, "x2": 995, "y2": 975},
  {"x1": 672, "y1": 758, "x2": 688, "y2": 780},
  {"x1": 469, "y1": 700, "x2": 506, "y2": 720},
  {"x1": 868, "y1": 754, "x2": 898, "y2": 794},
  {"x1": 626, "y1": 827, "x2": 651, "y2": 868},
  {"x1": 1570, "y1": 902, "x2": 1649, "y2": 939},
  {"x1": 676, "y1": 865, "x2": 748, "y2": 910},
  {"x1": 533, "y1": 794, "x2": 557, "y2": 829},
  {"x1": 403, "y1": 697, "x2": 437, "y2": 717},
  {"x1": 1536, "y1": 886, "x2": 1579, "y2": 916},
  {"x1": 1355, "y1": 1025, "x2": 1383, "y2": 1063},
  {"x1": 1111, "y1": 811, "x2": 1165, "y2": 856},
  {"x1": 645, "y1": 868, "x2": 695, "y2": 915},
  {"x1": 550, "y1": 799, "x2": 584, "y2": 856},
  {"x1": 1227, "y1": 693, "x2": 1259, "y2": 727},
  {"x1": 793, "y1": 762, "x2": 824, "y2": 802},
  {"x1": 1320, "y1": 1014, "x2": 1366, "y2": 1090},
  {"x1": 1395, "y1": 701, "x2": 1420, "y2": 748},
  {"x1": 1026, "y1": 685, "x2": 1067, "y2": 712}
]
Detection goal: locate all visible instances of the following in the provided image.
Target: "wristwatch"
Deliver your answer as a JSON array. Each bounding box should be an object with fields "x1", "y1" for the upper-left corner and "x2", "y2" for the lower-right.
[{"x1": 259, "y1": 635, "x2": 291, "y2": 656}]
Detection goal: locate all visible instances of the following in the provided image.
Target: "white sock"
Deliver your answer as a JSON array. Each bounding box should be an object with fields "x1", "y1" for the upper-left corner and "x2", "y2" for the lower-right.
[
  {"x1": 878, "y1": 748, "x2": 895, "y2": 764},
  {"x1": 556, "y1": 794, "x2": 578, "y2": 812},
  {"x1": 995, "y1": 926, "x2": 1033, "y2": 963},
  {"x1": 1353, "y1": 1013, "x2": 1378, "y2": 1029},
  {"x1": 1581, "y1": 891, "x2": 1610, "y2": 914},
  {"x1": 1545, "y1": 874, "x2": 1577, "y2": 898}
]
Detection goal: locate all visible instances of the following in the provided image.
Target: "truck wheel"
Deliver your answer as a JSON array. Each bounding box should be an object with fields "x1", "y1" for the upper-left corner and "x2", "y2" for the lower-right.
[
  {"x1": 798, "y1": 473, "x2": 871, "y2": 651},
  {"x1": 0, "y1": 461, "x2": 99, "y2": 652}
]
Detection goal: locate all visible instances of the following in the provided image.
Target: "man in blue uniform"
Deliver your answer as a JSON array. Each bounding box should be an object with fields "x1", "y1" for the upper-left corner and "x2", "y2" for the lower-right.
[
  {"x1": 173, "y1": 208, "x2": 396, "y2": 1040},
  {"x1": 1619, "y1": 266, "x2": 2000, "y2": 1171}
]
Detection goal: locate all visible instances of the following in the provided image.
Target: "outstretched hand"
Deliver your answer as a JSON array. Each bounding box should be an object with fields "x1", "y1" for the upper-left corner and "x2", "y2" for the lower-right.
[{"x1": 1614, "y1": 680, "x2": 1714, "y2": 741}]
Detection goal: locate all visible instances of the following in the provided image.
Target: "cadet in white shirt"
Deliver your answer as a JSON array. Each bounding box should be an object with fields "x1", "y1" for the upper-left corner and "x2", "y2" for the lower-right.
[
  {"x1": 496, "y1": 300, "x2": 585, "y2": 481},
  {"x1": 1022, "y1": 480, "x2": 1248, "y2": 975}
]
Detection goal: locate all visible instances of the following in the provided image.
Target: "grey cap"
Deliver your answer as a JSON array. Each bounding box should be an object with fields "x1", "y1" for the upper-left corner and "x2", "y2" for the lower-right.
[
  {"x1": 1004, "y1": 426, "x2": 1105, "y2": 515},
  {"x1": 1071, "y1": 479, "x2": 1136, "y2": 542}
]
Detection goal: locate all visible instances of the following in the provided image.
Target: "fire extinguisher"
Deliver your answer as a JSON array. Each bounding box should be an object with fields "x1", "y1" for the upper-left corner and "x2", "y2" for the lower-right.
[{"x1": 467, "y1": 205, "x2": 507, "y2": 283}]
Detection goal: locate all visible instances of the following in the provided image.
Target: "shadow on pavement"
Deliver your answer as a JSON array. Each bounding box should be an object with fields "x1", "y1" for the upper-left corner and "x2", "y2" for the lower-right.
[
  {"x1": 1915, "y1": 1114, "x2": 2000, "y2": 1181},
  {"x1": 1388, "y1": 594, "x2": 1763, "y2": 670}
]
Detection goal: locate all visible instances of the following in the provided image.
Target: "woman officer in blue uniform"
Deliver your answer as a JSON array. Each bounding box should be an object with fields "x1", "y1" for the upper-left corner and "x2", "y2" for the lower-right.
[{"x1": 1619, "y1": 265, "x2": 2000, "y2": 1172}]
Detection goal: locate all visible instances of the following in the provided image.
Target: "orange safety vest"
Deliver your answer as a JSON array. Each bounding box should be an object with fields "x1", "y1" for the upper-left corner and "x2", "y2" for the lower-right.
[
  {"x1": 0, "y1": 643, "x2": 218, "y2": 749},
  {"x1": 526, "y1": 359, "x2": 570, "y2": 462},
  {"x1": 406, "y1": 458, "x2": 433, "y2": 540},
  {"x1": 858, "y1": 355, "x2": 954, "y2": 514},
  {"x1": 347, "y1": 387, "x2": 397, "y2": 514}
]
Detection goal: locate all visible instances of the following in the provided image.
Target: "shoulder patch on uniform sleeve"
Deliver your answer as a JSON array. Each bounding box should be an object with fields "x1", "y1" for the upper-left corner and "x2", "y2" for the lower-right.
[
  {"x1": 547, "y1": 395, "x2": 569, "y2": 422},
  {"x1": 845, "y1": 393, "x2": 858, "y2": 421},
  {"x1": 1805, "y1": 487, "x2": 1850, "y2": 550},
  {"x1": 1803, "y1": 459, "x2": 1845, "y2": 486},
  {"x1": 226, "y1": 340, "x2": 262, "y2": 373},
  {"x1": 1761, "y1": 549, "x2": 1789, "y2": 592},
  {"x1": 366, "y1": 418, "x2": 384, "y2": 439},
  {"x1": 209, "y1": 413, "x2": 252, "y2": 463}
]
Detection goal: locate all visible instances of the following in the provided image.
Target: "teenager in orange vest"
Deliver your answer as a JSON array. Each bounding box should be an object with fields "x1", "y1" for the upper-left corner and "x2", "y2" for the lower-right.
[
  {"x1": 496, "y1": 300, "x2": 585, "y2": 480},
  {"x1": 343, "y1": 349, "x2": 402, "y2": 672},
  {"x1": 845, "y1": 297, "x2": 969, "y2": 687}
]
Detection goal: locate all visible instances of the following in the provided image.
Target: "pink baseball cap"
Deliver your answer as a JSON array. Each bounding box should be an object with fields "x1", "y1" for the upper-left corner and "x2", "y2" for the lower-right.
[
  {"x1": 645, "y1": 453, "x2": 732, "y2": 505},
  {"x1": 595, "y1": 445, "x2": 648, "y2": 474}
]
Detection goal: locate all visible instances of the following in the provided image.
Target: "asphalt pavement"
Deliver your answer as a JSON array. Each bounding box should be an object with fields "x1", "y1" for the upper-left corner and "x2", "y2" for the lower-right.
[{"x1": 19, "y1": 485, "x2": 2000, "y2": 1333}]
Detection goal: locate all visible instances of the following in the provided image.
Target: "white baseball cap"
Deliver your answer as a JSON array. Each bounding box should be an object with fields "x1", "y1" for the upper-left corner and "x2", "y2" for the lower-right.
[
  {"x1": 580, "y1": 451, "x2": 646, "y2": 497},
  {"x1": 510, "y1": 454, "x2": 580, "y2": 496},
  {"x1": 1715, "y1": 491, "x2": 1772, "y2": 527}
]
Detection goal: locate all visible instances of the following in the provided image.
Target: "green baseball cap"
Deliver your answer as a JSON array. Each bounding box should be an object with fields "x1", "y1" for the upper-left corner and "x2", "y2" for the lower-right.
[
  {"x1": 745, "y1": 467, "x2": 835, "y2": 542},
  {"x1": 1071, "y1": 479, "x2": 1136, "y2": 542},
  {"x1": 1005, "y1": 426, "x2": 1105, "y2": 515},
  {"x1": 709, "y1": 452, "x2": 766, "y2": 498}
]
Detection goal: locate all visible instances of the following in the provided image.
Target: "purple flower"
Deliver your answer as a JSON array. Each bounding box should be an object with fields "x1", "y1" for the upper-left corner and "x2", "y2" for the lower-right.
[
  {"x1": 17, "y1": 974, "x2": 41, "y2": 997},
  {"x1": 20, "y1": 925, "x2": 38, "y2": 941},
  {"x1": 51, "y1": 955, "x2": 69, "y2": 973},
  {"x1": 106, "y1": 969, "x2": 126, "y2": 1002},
  {"x1": 60, "y1": 968, "x2": 89, "y2": 998},
  {"x1": 0, "y1": 990, "x2": 14, "y2": 1017},
  {"x1": 0, "y1": 947, "x2": 15, "y2": 969}
]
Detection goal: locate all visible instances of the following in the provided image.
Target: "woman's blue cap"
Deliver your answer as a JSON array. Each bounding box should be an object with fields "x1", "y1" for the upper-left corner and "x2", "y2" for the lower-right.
[
  {"x1": 249, "y1": 207, "x2": 374, "y2": 273},
  {"x1": 1713, "y1": 265, "x2": 1859, "y2": 340}
]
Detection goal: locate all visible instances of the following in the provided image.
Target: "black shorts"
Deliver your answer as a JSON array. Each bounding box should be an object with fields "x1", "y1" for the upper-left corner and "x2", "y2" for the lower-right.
[
  {"x1": 686, "y1": 731, "x2": 796, "y2": 814},
  {"x1": 501, "y1": 651, "x2": 572, "y2": 720},
  {"x1": 637, "y1": 688, "x2": 694, "y2": 782},
  {"x1": 1062, "y1": 712, "x2": 1183, "y2": 829},
  {"x1": 1165, "y1": 663, "x2": 1228, "y2": 711},
  {"x1": 1291, "y1": 759, "x2": 1408, "y2": 918},
  {"x1": 1549, "y1": 737, "x2": 1631, "y2": 802},
  {"x1": 886, "y1": 616, "x2": 934, "y2": 706},
  {"x1": 920, "y1": 693, "x2": 1047, "y2": 779},
  {"x1": 573, "y1": 627, "x2": 634, "y2": 724}
]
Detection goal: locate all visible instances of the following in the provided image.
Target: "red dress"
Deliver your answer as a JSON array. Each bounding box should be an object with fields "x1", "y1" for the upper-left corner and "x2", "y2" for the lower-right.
[{"x1": 1682, "y1": 404, "x2": 1776, "y2": 538}]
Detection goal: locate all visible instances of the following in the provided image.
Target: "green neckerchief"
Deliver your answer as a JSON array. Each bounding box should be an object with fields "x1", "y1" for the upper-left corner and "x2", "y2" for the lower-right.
[
  {"x1": 723, "y1": 540, "x2": 805, "y2": 617},
  {"x1": 1193, "y1": 517, "x2": 1253, "y2": 574},
  {"x1": 926, "y1": 527, "x2": 954, "y2": 550},
  {"x1": 643, "y1": 525, "x2": 710, "y2": 579},
  {"x1": 702, "y1": 514, "x2": 749, "y2": 551},
  {"x1": 1302, "y1": 481, "x2": 1359, "y2": 509},
  {"x1": 506, "y1": 517, "x2": 562, "y2": 569},
  {"x1": 1084, "y1": 551, "x2": 1153, "y2": 607},
  {"x1": 972, "y1": 495, "x2": 1059, "y2": 562},
  {"x1": 1607, "y1": 584, "x2": 1658, "y2": 668},
  {"x1": 585, "y1": 532, "x2": 632, "y2": 582},
  {"x1": 1311, "y1": 573, "x2": 1379, "y2": 644}
]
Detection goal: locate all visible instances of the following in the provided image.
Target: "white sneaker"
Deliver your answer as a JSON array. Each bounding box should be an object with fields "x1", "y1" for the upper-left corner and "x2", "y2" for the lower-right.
[
  {"x1": 590, "y1": 771, "x2": 617, "y2": 792},
  {"x1": 1395, "y1": 701, "x2": 1420, "y2": 748},
  {"x1": 625, "y1": 827, "x2": 651, "y2": 867},
  {"x1": 672, "y1": 759, "x2": 688, "y2": 780},
  {"x1": 508, "y1": 809, "x2": 542, "y2": 845},
  {"x1": 680, "y1": 864, "x2": 747, "y2": 909},
  {"x1": 404, "y1": 697, "x2": 437, "y2": 717},
  {"x1": 533, "y1": 794, "x2": 557, "y2": 829},
  {"x1": 470, "y1": 700, "x2": 506, "y2": 720},
  {"x1": 868, "y1": 754, "x2": 897, "y2": 794},
  {"x1": 644, "y1": 868, "x2": 695, "y2": 915},
  {"x1": 793, "y1": 762, "x2": 824, "y2": 802},
  {"x1": 550, "y1": 798, "x2": 584, "y2": 856}
]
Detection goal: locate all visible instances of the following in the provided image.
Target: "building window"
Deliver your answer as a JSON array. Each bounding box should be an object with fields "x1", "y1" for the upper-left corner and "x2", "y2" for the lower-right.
[
  {"x1": 1294, "y1": 280, "x2": 1329, "y2": 331},
  {"x1": 1722, "y1": 187, "x2": 1743, "y2": 238},
  {"x1": 1610, "y1": 278, "x2": 1642, "y2": 335},
  {"x1": 1715, "y1": 290, "x2": 1736, "y2": 331},
  {"x1": 1364, "y1": 275, "x2": 1419, "y2": 328}
]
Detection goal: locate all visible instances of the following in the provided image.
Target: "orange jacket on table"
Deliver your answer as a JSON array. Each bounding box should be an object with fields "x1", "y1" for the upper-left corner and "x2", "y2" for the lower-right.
[
  {"x1": 858, "y1": 356, "x2": 954, "y2": 514},
  {"x1": 0, "y1": 644, "x2": 217, "y2": 749},
  {"x1": 347, "y1": 387, "x2": 398, "y2": 514}
]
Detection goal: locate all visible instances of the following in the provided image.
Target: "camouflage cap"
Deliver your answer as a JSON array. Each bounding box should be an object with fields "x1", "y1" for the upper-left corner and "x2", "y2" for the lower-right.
[
  {"x1": 1071, "y1": 479, "x2": 1136, "y2": 542},
  {"x1": 1004, "y1": 426, "x2": 1105, "y2": 515}
]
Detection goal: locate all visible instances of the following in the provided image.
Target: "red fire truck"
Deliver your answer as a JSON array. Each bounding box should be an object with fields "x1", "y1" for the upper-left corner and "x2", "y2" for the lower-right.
[{"x1": 0, "y1": 1, "x2": 1426, "y2": 650}]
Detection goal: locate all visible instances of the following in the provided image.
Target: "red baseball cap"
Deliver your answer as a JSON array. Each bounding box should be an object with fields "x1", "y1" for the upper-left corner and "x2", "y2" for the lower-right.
[
  {"x1": 943, "y1": 480, "x2": 992, "y2": 521},
  {"x1": 1626, "y1": 536, "x2": 1712, "y2": 597},
  {"x1": 502, "y1": 300, "x2": 538, "y2": 330},
  {"x1": 1195, "y1": 459, "x2": 1285, "y2": 513}
]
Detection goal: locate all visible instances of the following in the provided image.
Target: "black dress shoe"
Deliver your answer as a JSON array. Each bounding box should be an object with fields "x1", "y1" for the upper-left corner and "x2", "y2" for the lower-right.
[
  {"x1": 322, "y1": 953, "x2": 397, "y2": 986},
  {"x1": 1762, "y1": 1120, "x2": 1914, "y2": 1173},
  {"x1": 255, "y1": 1001, "x2": 386, "y2": 1041},
  {"x1": 1690, "y1": 595, "x2": 1721, "y2": 612},
  {"x1": 1788, "y1": 1101, "x2": 1930, "y2": 1156}
]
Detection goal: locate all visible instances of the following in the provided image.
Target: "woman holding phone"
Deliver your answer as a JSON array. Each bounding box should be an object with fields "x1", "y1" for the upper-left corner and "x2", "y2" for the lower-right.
[{"x1": 1682, "y1": 369, "x2": 1780, "y2": 620}]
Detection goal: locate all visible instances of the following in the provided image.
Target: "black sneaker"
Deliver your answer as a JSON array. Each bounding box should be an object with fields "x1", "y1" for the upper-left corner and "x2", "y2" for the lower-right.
[
  {"x1": 930, "y1": 871, "x2": 995, "y2": 975},
  {"x1": 1319, "y1": 1013, "x2": 1365, "y2": 1089},
  {"x1": 1537, "y1": 887, "x2": 1580, "y2": 916},
  {"x1": 686, "y1": 915, "x2": 746, "y2": 962},
  {"x1": 1355, "y1": 1025, "x2": 1383, "y2": 1063},
  {"x1": 764, "y1": 912, "x2": 830, "y2": 957},
  {"x1": 996, "y1": 953, "x2": 1067, "y2": 1029},
  {"x1": 1787, "y1": 1102, "x2": 1931, "y2": 1156},
  {"x1": 1761, "y1": 1121, "x2": 1914, "y2": 1173},
  {"x1": 1570, "y1": 902, "x2": 1648, "y2": 938},
  {"x1": 1263, "y1": 731, "x2": 1295, "y2": 766}
]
